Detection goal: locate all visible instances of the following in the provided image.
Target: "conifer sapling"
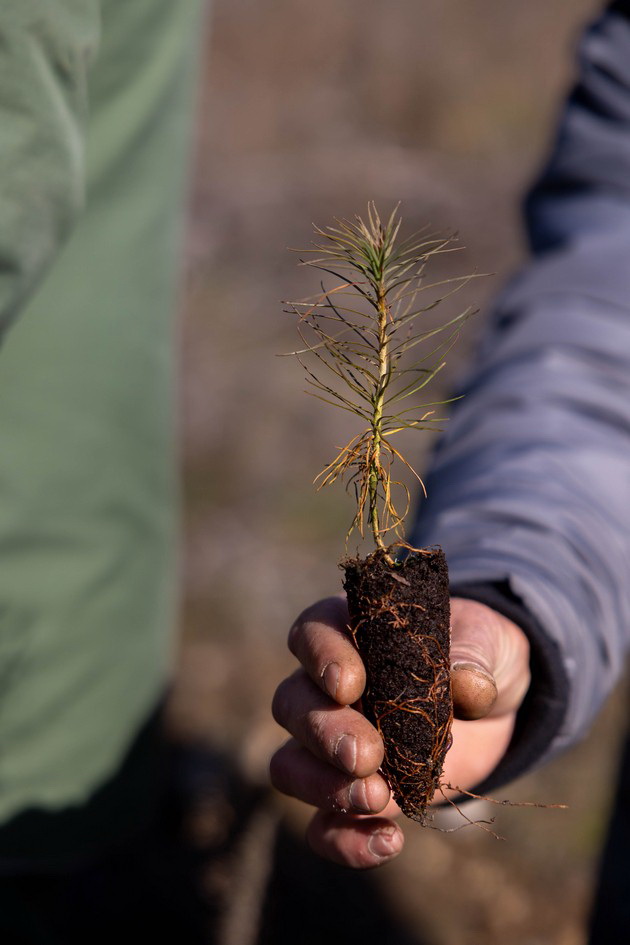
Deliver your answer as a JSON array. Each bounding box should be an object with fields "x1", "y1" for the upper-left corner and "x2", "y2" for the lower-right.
[{"x1": 286, "y1": 204, "x2": 476, "y2": 822}]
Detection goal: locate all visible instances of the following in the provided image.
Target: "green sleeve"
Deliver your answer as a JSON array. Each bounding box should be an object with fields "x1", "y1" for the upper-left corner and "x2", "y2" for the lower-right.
[
  {"x1": 0, "y1": 0, "x2": 203, "y2": 844},
  {"x1": 0, "y1": 2, "x2": 100, "y2": 337}
]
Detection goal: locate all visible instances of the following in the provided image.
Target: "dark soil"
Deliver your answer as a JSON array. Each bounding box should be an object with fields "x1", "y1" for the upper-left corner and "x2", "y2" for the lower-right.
[{"x1": 342, "y1": 549, "x2": 452, "y2": 822}]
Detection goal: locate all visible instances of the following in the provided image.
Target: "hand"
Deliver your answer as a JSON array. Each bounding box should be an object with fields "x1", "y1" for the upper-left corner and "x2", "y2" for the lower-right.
[{"x1": 270, "y1": 595, "x2": 531, "y2": 868}]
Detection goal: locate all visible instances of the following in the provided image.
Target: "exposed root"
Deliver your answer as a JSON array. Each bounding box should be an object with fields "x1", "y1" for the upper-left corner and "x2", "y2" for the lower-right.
[
  {"x1": 443, "y1": 784, "x2": 569, "y2": 811},
  {"x1": 433, "y1": 785, "x2": 504, "y2": 840}
]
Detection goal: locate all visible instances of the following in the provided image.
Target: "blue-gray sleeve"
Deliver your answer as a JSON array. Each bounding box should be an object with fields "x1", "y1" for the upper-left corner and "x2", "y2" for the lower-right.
[{"x1": 412, "y1": 7, "x2": 630, "y2": 776}]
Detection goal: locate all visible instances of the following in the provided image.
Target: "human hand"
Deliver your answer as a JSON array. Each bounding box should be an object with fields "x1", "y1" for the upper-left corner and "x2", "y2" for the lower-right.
[{"x1": 270, "y1": 595, "x2": 530, "y2": 868}]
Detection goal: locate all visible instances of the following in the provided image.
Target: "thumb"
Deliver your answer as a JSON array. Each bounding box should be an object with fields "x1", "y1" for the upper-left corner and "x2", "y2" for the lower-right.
[{"x1": 450, "y1": 598, "x2": 531, "y2": 722}]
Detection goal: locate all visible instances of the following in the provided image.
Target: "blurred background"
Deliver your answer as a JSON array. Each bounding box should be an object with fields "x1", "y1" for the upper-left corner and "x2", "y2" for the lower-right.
[{"x1": 168, "y1": 2, "x2": 629, "y2": 943}]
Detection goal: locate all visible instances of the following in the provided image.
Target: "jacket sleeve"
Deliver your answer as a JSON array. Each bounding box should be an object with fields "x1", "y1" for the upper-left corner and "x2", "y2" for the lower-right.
[
  {"x1": 0, "y1": 2, "x2": 100, "y2": 340},
  {"x1": 412, "y1": 5, "x2": 630, "y2": 780}
]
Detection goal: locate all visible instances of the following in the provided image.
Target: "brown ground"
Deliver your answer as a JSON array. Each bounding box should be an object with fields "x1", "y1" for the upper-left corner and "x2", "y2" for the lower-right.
[{"x1": 168, "y1": 2, "x2": 629, "y2": 943}]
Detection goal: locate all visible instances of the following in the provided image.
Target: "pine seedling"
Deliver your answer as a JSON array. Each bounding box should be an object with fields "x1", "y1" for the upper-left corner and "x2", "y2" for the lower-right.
[
  {"x1": 286, "y1": 204, "x2": 477, "y2": 822},
  {"x1": 287, "y1": 202, "x2": 475, "y2": 562}
]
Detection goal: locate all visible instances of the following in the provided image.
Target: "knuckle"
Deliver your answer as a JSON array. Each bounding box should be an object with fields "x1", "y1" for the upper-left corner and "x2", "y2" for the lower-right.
[{"x1": 306, "y1": 709, "x2": 331, "y2": 750}]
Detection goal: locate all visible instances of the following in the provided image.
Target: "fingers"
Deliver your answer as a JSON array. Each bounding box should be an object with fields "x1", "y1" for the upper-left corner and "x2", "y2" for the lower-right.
[
  {"x1": 287, "y1": 595, "x2": 530, "y2": 723},
  {"x1": 273, "y1": 594, "x2": 529, "y2": 865},
  {"x1": 306, "y1": 811, "x2": 404, "y2": 869},
  {"x1": 288, "y1": 596, "x2": 364, "y2": 706},
  {"x1": 271, "y1": 594, "x2": 394, "y2": 861},
  {"x1": 450, "y1": 598, "x2": 531, "y2": 721},
  {"x1": 272, "y1": 668, "x2": 383, "y2": 777},
  {"x1": 270, "y1": 739, "x2": 390, "y2": 814}
]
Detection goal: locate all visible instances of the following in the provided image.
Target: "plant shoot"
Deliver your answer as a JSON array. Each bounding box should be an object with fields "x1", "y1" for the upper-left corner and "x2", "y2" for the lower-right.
[{"x1": 286, "y1": 203, "x2": 475, "y2": 561}]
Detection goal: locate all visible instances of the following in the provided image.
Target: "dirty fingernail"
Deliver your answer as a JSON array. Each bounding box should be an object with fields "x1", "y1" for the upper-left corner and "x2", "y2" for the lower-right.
[
  {"x1": 368, "y1": 826, "x2": 401, "y2": 860},
  {"x1": 451, "y1": 662, "x2": 498, "y2": 720},
  {"x1": 451, "y1": 661, "x2": 494, "y2": 684},
  {"x1": 334, "y1": 734, "x2": 357, "y2": 774},
  {"x1": 323, "y1": 662, "x2": 340, "y2": 699},
  {"x1": 349, "y1": 779, "x2": 372, "y2": 812}
]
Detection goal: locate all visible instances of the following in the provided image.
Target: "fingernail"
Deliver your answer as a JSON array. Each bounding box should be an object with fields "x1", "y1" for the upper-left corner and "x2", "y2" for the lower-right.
[
  {"x1": 451, "y1": 661, "x2": 498, "y2": 720},
  {"x1": 323, "y1": 662, "x2": 340, "y2": 699},
  {"x1": 451, "y1": 661, "x2": 494, "y2": 684},
  {"x1": 349, "y1": 779, "x2": 372, "y2": 812},
  {"x1": 334, "y1": 734, "x2": 357, "y2": 774},
  {"x1": 368, "y1": 826, "x2": 400, "y2": 860}
]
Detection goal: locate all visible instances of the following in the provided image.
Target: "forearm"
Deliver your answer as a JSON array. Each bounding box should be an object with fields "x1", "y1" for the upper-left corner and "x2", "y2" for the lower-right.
[{"x1": 414, "y1": 5, "x2": 630, "y2": 776}]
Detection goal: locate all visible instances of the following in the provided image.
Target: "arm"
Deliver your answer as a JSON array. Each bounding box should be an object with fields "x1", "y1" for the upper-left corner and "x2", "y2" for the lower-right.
[
  {"x1": 413, "y1": 3, "x2": 630, "y2": 789},
  {"x1": 0, "y1": 2, "x2": 99, "y2": 338}
]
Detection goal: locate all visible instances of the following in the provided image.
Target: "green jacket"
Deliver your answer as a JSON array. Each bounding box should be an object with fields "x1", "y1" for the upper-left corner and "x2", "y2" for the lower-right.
[{"x1": 0, "y1": 0, "x2": 202, "y2": 853}]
